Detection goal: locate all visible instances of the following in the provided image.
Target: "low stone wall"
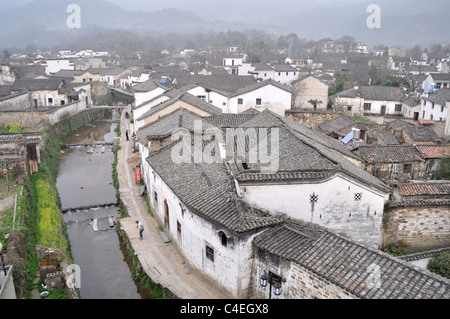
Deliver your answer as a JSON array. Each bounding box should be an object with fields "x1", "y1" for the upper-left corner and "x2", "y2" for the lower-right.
[
  {"x1": 48, "y1": 100, "x2": 86, "y2": 125},
  {"x1": 285, "y1": 110, "x2": 343, "y2": 130},
  {"x1": 382, "y1": 200, "x2": 450, "y2": 251},
  {"x1": 0, "y1": 110, "x2": 48, "y2": 128}
]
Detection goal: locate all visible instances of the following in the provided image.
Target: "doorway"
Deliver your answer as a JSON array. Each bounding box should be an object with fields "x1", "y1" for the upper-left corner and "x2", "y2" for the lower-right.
[
  {"x1": 381, "y1": 105, "x2": 386, "y2": 115},
  {"x1": 164, "y1": 200, "x2": 170, "y2": 230}
]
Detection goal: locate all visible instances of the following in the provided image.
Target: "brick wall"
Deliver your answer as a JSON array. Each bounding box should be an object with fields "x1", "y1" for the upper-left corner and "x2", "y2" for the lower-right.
[
  {"x1": 289, "y1": 263, "x2": 356, "y2": 299},
  {"x1": 382, "y1": 202, "x2": 450, "y2": 251}
]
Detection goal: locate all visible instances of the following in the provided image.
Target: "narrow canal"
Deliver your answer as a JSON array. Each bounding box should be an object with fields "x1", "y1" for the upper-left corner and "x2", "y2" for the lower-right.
[{"x1": 55, "y1": 118, "x2": 142, "y2": 299}]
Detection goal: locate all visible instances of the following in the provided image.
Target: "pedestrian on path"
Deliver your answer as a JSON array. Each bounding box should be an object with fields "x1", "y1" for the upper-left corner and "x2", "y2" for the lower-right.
[
  {"x1": 136, "y1": 220, "x2": 144, "y2": 240},
  {"x1": 126, "y1": 130, "x2": 129, "y2": 141}
]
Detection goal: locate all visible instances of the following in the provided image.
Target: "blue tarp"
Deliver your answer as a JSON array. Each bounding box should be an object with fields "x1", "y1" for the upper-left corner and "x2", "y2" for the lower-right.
[
  {"x1": 342, "y1": 131, "x2": 354, "y2": 144},
  {"x1": 425, "y1": 85, "x2": 436, "y2": 94}
]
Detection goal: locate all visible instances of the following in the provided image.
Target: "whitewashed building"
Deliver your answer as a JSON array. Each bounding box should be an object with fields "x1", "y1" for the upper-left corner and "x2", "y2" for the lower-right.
[
  {"x1": 228, "y1": 79, "x2": 292, "y2": 115},
  {"x1": 136, "y1": 109, "x2": 391, "y2": 298},
  {"x1": 420, "y1": 88, "x2": 450, "y2": 122}
]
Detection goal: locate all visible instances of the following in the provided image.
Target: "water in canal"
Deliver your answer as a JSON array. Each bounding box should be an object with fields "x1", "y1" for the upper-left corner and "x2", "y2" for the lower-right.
[{"x1": 56, "y1": 119, "x2": 141, "y2": 299}]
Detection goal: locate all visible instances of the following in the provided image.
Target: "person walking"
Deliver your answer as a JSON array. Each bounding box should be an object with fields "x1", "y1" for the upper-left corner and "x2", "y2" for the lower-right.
[
  {"x1": 126, "y1": 130, "x2": 129, "y2": 141},
  {"x1": 136, "y1": 220, "x2": 144, "y2": 240}
]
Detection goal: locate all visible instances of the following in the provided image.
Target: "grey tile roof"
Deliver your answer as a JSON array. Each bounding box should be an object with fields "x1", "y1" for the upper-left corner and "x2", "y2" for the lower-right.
[
  {"x1": 357, "y1": 146, "x2": 425, "y2": 163},
  {"x1": 231, "y1": 110, "x2": 389, "y2": 193},
  {"x1": 230, "y1": 79, "x2": 292, "y2": 97},
  {"x1": 137, "y1": 108, "x2": 216, "y2": 143},
  {"x1": 272, "y1": 64, "x2": 298, "y2": 72},
  {"x1": 12, "y1": 78, "x2": 64, "y2": 91},
  {"x1": 133, "y1": 78, "x2": 169, "y2": 92},
  {"x1": 378, "y1": 132, "x2": 399, "y2": 145},
  {"x1": 359, "y1": 86, "x2": 406, "y2": 102},
  {"x1": 386, "y1": 119, "x2": 415, "y2": 130},
  {"x1": 423, "y1": 88, "x2": 450, "y2": 105},
  {"x1": 319, "y1": 116, "x2": 357, "y2": 134},
  {"x1": 146, "y1": 142, "x2": 283, "y2": 233},
  {"x1": 429, "y1": 74, "x2": 450, "y2": 82},
  {"x1": 136, "y1": 92, "x2": 222, "y2": 122},
  {"x1": 149, "y1": 72, "x2": 257, "y2": 94},
  {"x1": 203, "y1": 114, "x2": 257, "y2": 128},
  {"x1": 403, "y1": 126, "x2": 440, "y2": 143},
  {"x1": 389, "y1": 199, "x2": 450, "y2": 208},
  {"x1": 253, "y1": 219, "x2": 450, "y2": 299}
]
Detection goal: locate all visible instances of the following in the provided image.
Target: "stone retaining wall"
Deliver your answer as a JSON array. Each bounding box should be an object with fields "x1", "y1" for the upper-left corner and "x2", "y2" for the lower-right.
[
  {"x1": 288, "y1": 263, "x2": 356, "y2": 299},
  {"x1": 382, "y1": 201, "x2": 450, "y2": 251}
]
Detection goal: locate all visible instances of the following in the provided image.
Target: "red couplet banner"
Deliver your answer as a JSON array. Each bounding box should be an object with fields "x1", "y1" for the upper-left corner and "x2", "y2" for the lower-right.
[{"x1": 135, "y1": 169, "x2": 141, "y2": 183}]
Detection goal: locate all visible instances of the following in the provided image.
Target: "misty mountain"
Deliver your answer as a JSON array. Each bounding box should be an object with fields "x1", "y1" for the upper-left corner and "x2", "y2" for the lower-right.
[
  {"x1": 278, "y1": 0, "x2": 450, "y2": 47},
  {"x1": 0, "y1": 0, "x2": 210, "y2": 48},
  {"x1": 1, "y1": 0, "x2": 449, "y2": 50}
]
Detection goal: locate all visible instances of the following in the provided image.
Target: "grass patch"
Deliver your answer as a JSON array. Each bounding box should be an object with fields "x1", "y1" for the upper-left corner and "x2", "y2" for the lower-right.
[{"x1": 352, "y1": 116, "x2": 369, "y2": 124}]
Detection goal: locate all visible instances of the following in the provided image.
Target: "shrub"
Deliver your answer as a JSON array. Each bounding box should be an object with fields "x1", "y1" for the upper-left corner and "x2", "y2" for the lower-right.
[{"x1": 428, "y1": 251, "x2": 450, "y2": 279}]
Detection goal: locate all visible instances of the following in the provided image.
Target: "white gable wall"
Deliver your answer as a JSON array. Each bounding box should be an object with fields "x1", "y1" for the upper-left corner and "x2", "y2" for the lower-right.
[
  {"x1": 240, "y1": 174, "x2": 389, "y2": 249},
  {"x1": 134, "y1": 87, "x2": 167, "y2": 111},
  {"x1": 187, "y1": 86, "x2": 229, "y2": 112},
  {"x1": 134, "y1": 95, "x2": 172, "y2": 130},
  {"x1": 229, "y1": 85, "x2": 291, "y2": 115}
]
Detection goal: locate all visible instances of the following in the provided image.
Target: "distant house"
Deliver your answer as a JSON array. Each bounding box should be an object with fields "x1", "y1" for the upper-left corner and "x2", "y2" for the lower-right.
[
  {"x1": 42, "y1": 59, "x2": 74, "y2": 75},
  {"x1": 401, "y1": 97, "x2": 421, "y2": 120},
  {"x1": 422, "y1": 73, "x2": 450, "y2": 92},
  {"x1": 318, "y1": 115, "x2": 368, "y2": 144},
  {"x1": 223, "y1": 56, "x2": 244, "y2": 75},
  {"x1": 402, "y1": 126, "x2": 441, "y2": 145},
  {"x1": 272, "y1": 64, "x2": 299, "y2": 85},
  {"x1": 0, "y1": 132, "x2": 42, "y2": 176},
  {"x1": 394, "y1": 182, "x2": 450, "y2": 200},
  {"x1": 386, "y1": 56, "x2": 411, "y2": 71},
  {"x1": 291, "y1": 76, "x2": 329, "y2": 110},
  {"x1": 354, "y1": 145, "x2": 426, "y2": 183},
  {"x1": 11, "y1": 78, "x2": 91, "y2": 108},
  {"x1": 377, "y1": 132, "x2": 400, "y2": 146},
  {"x1": 135, "y1": 91, "x2": 222, "y2": 130},
  {"x1": 420, "y1": 88, "x2": 450, "y2": 122},
  {"x1": 227, "y1": 79, "x2": 292, "y2": 116},
  {"x1": 415, "y1": 145, "x2": 450, "y2": 179},
  {"x1": 332, "y1": 86, "x2": 407, "y2": 116}
]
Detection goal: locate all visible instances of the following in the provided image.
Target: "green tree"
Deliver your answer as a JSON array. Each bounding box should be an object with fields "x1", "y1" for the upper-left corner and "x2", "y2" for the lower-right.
[
  {"x1": 2, "y1": 49, "x2": 10, "y2": 61},
  {"x1": 428, "y1": 252, "x2": 450, "y2": 279},
  {"x1": 308, "y1": 99, "x2": 323, "y2": 111}
]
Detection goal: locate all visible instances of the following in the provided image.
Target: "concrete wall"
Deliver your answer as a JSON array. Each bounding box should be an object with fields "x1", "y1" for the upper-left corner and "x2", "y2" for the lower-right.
[
  {"x1": 382, "y1": 203, "x2": 450, "y2": 251},
  {"x1": 241, "y1": 174, "x2": 388, "y2": 248}
]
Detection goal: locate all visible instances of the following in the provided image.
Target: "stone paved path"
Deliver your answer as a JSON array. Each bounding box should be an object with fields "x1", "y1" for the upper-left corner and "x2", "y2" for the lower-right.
[{"x1": 117, "y1": 106, "x2": 233, "y2": 299}]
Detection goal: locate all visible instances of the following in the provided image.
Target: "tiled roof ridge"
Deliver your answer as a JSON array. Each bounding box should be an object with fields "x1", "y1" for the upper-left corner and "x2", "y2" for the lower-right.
[
  {"x1": 398, "y1": 247, "x2": 450, "y2": 262},
  {"x1": 255, "y1": 219, "x2": 450, "y2": 298},
  {"x1": 389, "y1": 199, "x2": 450, "y2": 208}
]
